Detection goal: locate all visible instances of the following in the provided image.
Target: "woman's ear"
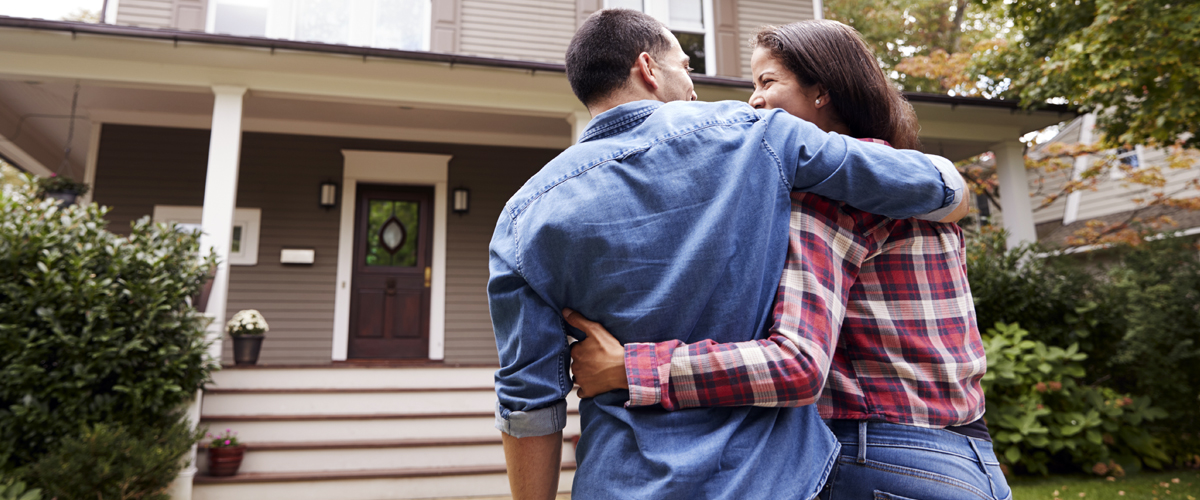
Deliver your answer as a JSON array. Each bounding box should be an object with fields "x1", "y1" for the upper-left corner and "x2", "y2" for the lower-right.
[{"x1": 813, "y1": 86, "x2": 831, "y2": 108}]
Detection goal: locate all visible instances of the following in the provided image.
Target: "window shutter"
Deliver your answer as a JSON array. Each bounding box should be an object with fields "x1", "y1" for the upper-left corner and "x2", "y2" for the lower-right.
[
  {"x1": 577, "y1": 0, "x2": 603, "y2": 28},
  {"x1": 430, "y1": 0, "x2": 460, "y2": 53},
  {"x1": 173, "y1": 0, "x2": 207, "y2": 31},
  {"x1": 712, "y1": 0, "x2": 741, "y2": 77}
]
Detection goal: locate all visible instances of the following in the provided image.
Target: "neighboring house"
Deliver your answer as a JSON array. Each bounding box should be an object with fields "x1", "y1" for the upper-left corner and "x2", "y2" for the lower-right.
[
  {"x1": 1027, "y1": 114, "x2": 1200, "y2": 248},
  {"x1": 0, "y1": 2, "x2": 1067, "y2": 498}
]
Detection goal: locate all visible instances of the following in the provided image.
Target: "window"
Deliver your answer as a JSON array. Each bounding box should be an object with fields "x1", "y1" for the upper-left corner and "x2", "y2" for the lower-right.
[
  {"x1": 208, "y1": 0, "x2": 431, "y2": 51},
  {"x1": 153, "y1": 206, "x2": 262, "y2": 266},
  {"x1": 1111, "y1": 145, "x2": 1146, "y2": 179},
  {"x1": 212, "y1": 0, "x2": 269, "y2": 37},
  {"x1": 604, "y1": 0, "x2": 714, "y2": 75}
]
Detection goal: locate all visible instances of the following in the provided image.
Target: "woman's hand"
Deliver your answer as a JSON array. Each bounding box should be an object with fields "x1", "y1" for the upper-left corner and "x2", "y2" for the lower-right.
[{"x1": 563, "y1": 308, "x2": 629, "y2": 398}]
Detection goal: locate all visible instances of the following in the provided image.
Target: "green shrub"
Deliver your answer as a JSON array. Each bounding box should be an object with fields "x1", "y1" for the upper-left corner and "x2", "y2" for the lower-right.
[
  {"x1": 968, "y1": 230, "x2": 1200, "y2": 468},
  {"x1": 0, "y1": 183, "x2": 216, "y2": 473},
  {"x1": 982, "y1": 322, "x2": 1169, "y2": 475},
  {"x1": 23, "y1": 420, "x2": 199, "y2": 500},
  {"x1": 0, "y1": 479, "x2": 41, "y2": 500},
  {"x1": 1095, "y1": 238, "x2": 1200, "y2": 456}
]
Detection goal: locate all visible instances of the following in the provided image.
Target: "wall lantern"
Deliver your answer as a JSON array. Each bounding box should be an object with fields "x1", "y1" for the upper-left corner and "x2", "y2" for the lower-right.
[
  {"x1": 453, "y1": 188, "x2": 470, "y2": 215},
  {"x1": 319, "y1": 182, "x2": 338, "y2": 209}
]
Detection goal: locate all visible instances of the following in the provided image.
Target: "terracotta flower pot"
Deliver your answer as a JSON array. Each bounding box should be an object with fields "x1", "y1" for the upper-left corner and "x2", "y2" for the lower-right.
[{"x1": 207, "y1": 445, "x2": 246, "y2": 477}]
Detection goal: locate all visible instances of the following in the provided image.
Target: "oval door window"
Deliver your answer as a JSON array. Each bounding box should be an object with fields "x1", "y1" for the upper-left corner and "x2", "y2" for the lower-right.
[
  {"x1": 365, "y1": 200, "x2": 419, "y2": 267},
  {"x1": 380, "y1": 216, "x2": 406, "y2": 253}
]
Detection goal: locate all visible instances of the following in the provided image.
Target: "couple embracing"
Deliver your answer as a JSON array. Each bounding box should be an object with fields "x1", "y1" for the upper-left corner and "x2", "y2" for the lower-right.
[{"x1": 489, "y1": 8, "x2": 1009, "y2": 500}]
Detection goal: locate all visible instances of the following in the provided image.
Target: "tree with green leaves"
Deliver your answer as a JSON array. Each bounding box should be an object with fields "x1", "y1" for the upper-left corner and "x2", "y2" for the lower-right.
[{"x1": 979, "y1": 0, "x2": 1200, "y2": 149}]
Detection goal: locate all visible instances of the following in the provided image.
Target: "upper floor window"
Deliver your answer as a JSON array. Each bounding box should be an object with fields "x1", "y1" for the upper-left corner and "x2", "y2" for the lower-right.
[
  {"x1": 605, "y1": 0, "x2": 714, "y2": 76},
  {"x1": 1111, "y1": 145, "x2": 1146, "y2": 179},
  {"x1": 208, "y1": 0, "x2": 431, "y2": 51}
]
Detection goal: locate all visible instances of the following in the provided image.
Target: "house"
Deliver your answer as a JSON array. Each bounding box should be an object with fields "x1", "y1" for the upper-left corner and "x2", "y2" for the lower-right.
[
  {"x1": 0, "y1": 1, "x2": 1068, "y2": 498},
  {"x1": 1024, "y1": 113, "x2": 1200, "y2": 249}
]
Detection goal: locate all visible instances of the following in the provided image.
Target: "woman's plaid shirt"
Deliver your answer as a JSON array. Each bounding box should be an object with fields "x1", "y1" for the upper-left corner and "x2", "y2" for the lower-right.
[{"x1": 623, "y1": 187, "x2": 988, "y2": 428}]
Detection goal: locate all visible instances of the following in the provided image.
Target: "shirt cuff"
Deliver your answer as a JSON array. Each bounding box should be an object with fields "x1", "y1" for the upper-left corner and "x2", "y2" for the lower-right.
[
  {"x1": 494, "y1": 399, "x2": 568, "y2": 438},
  {"x1": 913, "y1": 154, "x2": 965, "y2": 222},
  {"x1": 625, "y1": 343, "x2": 663, "y2": 407}
]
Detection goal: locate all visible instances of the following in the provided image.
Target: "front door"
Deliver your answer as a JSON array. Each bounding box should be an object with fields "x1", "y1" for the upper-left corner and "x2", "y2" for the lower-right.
[{"x1": 348, "y1": 184, "x2": 433, "y2": 359}]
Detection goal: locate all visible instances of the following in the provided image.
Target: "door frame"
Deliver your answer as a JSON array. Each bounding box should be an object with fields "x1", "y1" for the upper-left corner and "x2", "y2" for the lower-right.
[{"x1": 333, "y1": 150, "x2": 451, "y2": 361}]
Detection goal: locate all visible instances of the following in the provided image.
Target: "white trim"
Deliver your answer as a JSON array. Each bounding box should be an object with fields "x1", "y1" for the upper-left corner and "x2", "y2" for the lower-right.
[
  {"x1": 333, "y1": 150, "x2": 451, "y2": 362},
  {"x1": 104, "y1": 0, "x2": 121, "y2": 24},
  {"x1": 702, "y1": 0, "x2": 715, "y2": 76},
  {"x1": 1062, "y1": 114, "x2": 1096, "y2": 225},
  {"x1": 153, "y1": 205, "x2": 262, "y2": 265},
  {"x1": 80, "y1": 122, "x2": 102, "y2": 205},
  {"x1": 812, "y1": 0, "x2": 824, "y2": 20},
  {"x1": 1036, "y1": 225, "x2": 1200, "y2": 257},
  {"x1": 0, "y1": 132, "x2": 53, "y2": 177}
]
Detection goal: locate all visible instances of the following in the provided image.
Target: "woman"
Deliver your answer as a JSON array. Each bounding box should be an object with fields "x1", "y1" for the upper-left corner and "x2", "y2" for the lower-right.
[{"x1": 565, "y1": 20, "x2": 1010, "y2": 500}]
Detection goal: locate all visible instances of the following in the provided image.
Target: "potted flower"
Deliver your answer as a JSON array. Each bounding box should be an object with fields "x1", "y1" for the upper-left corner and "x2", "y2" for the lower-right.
[
  {"x1": 227, "y1": 309, "x2": 268, "y2": 365},
  {"x1": 36, "y1": 173, "x2": 90, "y2": 206},
  {"x1": 205, "y1": 429, "x2": 246, "y2": 477}
]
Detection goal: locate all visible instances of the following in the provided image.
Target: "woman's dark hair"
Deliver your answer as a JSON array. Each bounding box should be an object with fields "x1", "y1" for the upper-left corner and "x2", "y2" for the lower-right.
[
  {"x1": 566, "y1": 9, "x2": 671, "y2": 107},
  {"x1": 754, "y1": 21, "x2": 921, "y2": 150}
]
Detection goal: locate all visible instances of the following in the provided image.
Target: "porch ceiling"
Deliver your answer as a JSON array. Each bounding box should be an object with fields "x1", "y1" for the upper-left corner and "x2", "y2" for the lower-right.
[{"x1": 0, "y1": 74, "x2": 577, "y2": 178}]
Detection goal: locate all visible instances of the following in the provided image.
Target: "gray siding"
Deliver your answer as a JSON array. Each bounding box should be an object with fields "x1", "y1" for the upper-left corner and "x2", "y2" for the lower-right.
[
  {"x1": 459, "y1": 0, "x2": 577, "y2": 63},
  {"x1": 93, "y1": 124, "x2": 557, "y2": 365},
  {"x1": 738, "y1": 0, "x2": 816, "y2": 78}
]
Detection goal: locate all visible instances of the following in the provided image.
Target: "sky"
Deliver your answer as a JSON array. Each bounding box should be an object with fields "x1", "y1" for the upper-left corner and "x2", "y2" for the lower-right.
[{"x1": 0, "y1": 0, "x2": 105, "y2": 21}]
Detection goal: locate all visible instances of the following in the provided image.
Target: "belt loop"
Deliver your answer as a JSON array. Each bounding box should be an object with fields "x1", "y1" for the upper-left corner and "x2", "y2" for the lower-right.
[
  {"x1": 857, "y1": 421, "x2": 867, "y2": 464},
  {"x1": 968, "y1": 438, "x2": 1000, "y2": 499}
]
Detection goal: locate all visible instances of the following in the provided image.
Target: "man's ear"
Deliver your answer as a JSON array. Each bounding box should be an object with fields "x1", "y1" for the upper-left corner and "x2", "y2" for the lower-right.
[{"x1": 634, "y1": 52, "x2": 660, "y2": 91}]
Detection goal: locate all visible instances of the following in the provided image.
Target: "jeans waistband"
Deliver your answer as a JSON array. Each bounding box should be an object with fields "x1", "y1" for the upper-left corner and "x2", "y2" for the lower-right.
[{"x1": 825, "y1": 419, "x2": 998, "y2": 465}]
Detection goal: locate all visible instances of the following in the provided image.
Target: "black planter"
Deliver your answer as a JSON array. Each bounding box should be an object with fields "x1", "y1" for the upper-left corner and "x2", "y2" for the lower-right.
[
  {"x1": 44, "y1": 191, "x2": 78, "y2": 206},
  {"x1": 232, "y1": 335, "x2": 265, "y2": 365}
]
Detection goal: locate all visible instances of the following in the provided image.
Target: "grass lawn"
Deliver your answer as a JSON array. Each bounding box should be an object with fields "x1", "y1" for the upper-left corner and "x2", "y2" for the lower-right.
[{"x1": 1010, "y1": 470, "x2": 1200, "y2": 500}]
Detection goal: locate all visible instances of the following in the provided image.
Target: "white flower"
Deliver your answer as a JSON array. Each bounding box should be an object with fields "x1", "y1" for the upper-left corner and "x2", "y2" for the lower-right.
[{"x1": 227, "y1": 309, "x2": 269, "y2": 335}]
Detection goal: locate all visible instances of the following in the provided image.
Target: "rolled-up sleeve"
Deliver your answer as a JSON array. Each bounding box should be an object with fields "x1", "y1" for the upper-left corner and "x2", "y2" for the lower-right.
[
  {"x1": 760, "y1": 109, "x2": 960, "y2": 220},
  {"x1": 912, "y1": 154, "x2": 965, "y2": 222},
  {"x1": 488, "y1": 210, "x2": 572, "y2": 438}
]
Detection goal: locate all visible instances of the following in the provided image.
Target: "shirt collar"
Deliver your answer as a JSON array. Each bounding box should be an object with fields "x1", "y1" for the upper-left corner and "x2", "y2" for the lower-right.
[{"x1": 578, "y1": 100, "x2": 664, "y2": 143}]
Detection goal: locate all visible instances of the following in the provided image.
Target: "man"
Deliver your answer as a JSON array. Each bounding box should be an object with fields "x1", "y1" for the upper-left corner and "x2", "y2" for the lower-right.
[{"x1": 488, "y1": 9, "x2": 967, "y2": 499}]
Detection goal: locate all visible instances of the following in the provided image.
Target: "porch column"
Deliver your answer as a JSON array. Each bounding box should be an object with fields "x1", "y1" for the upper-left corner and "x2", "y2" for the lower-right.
[
  {"x1": 200, "y1": 85, "x2": 247, "y2": 360},
  {"x1": 993, "y1": 139, "x2": 1037, "y2": 249},
  {"x1": 567, "y1": 110, "x2": 591, "y2": 144},
  {"x1": 169, "y1": 85, "x2": 245, "y2": 500}
]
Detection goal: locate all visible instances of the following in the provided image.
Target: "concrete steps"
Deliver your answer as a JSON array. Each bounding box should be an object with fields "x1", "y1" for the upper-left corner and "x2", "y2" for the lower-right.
[{"x1": 193, "y1": 366, "x2": 579, "y2": 500}]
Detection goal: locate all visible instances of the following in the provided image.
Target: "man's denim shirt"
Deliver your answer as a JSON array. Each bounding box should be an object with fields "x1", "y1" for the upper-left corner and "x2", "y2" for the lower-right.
[{"x1": 488, "y1": 100, "x2": 963, "y2": 498}]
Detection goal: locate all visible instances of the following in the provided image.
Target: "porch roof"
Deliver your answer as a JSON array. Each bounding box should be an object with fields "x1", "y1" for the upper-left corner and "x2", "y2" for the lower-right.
[{"x1": 0, "y1": 15, "x2": 1075, "y2": 178}]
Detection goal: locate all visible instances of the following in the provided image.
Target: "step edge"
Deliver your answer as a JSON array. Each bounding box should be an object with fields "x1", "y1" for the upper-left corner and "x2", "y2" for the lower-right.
[
  {"x1": 200, "y1": 410, "x2": 579, "y2": 422},
  {"x1": 203, "y1": 387, "x2": 496, "y2": 394},
  {"x1": 199, "y1": 435, "x2": 581, "y2": 451},
  {"x1": 193, "y1": 463, "x2": 577, "y2": 484}
]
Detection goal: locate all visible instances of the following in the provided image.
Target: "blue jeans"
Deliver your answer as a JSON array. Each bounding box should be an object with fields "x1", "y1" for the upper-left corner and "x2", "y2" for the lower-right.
[{"x1": 820, "y1": 421, "x2": 1012, "y2": 500}]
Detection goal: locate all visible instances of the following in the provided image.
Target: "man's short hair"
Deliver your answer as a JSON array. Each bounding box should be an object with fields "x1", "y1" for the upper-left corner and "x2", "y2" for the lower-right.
[{"x1": 566, "y1": 9, "x2": 671, "y2": 107}]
